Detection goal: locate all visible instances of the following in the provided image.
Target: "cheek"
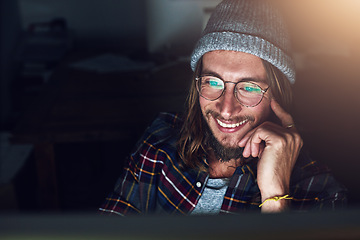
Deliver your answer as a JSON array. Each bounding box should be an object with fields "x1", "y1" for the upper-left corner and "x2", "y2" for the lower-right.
[
  {"x1": 252, "y1": 101, "x2": 272, "y2": 123},
  {"x1": 199, "y1": 97, "x2": 210, "y2": 115}
]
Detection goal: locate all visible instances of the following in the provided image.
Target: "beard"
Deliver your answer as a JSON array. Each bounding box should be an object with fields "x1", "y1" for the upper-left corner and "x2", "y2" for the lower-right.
[
  {"x1": 206, "y1": 130, "x2": 244, "y2": 162},
  {"x1": 202, "y1": 110, "x2": 254, "y2": 162}
]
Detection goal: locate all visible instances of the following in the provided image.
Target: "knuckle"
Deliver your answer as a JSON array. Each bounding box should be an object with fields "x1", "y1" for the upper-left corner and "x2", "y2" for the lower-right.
[
  {"x1": 275, "y1": 137, "x2": 288, "y2": 148},
  {"x1": 298, "y1": 137, "x2": 304, "y2": 148},
  {"x1": 294, "y1": 133, "x2": 303, "y2": 143}
]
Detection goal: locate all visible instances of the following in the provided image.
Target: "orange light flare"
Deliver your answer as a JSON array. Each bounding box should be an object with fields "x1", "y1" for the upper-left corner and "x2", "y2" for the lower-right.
[{"x1": 274, "y1": 0, "x2": 360, "y2": 52}]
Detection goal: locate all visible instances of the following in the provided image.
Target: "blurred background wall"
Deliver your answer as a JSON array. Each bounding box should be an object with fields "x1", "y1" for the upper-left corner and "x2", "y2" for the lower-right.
[{"x1": 19, "y1": 0, "x2": 147, "y2": 51}]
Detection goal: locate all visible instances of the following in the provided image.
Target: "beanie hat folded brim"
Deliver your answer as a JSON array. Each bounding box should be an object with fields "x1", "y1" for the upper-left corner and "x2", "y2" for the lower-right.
[{"x1": 191, "y1": 32, "x2": 295, "y2": 84}]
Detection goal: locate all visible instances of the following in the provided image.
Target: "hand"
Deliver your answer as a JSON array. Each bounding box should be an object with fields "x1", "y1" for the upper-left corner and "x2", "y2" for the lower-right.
[{"x1": 238, "y1": 99, "x2": 303, "y2": 212}]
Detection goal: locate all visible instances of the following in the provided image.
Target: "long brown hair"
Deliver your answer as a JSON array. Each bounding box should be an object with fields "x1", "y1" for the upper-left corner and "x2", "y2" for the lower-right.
[{"x1": 177, "y1": 57, "x2": 293, "y2": 170}]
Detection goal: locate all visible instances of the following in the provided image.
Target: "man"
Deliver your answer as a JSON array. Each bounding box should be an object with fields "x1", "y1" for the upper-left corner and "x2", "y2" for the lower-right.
[{"x1": 99, "y1": 0, "x2": 346, "y2": 215}]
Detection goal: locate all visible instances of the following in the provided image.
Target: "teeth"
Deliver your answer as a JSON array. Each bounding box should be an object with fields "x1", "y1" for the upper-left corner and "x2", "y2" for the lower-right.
[{"x1": 216, "y1": 119, "x2": 247, "y2": 128}]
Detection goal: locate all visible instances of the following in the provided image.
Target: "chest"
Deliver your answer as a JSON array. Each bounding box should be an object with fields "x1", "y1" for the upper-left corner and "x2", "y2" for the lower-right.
[{"x1": 157, "y1": 165, "x2": 261, "y2": 214}]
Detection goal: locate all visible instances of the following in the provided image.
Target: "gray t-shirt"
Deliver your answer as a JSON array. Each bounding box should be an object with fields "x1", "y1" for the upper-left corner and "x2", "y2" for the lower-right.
[{"x1": 191, "y1": 178, "x2": 230, "y2": 215}]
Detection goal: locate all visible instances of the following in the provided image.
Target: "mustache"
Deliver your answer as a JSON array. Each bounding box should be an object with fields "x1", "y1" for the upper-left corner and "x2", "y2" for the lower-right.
[{"x1": 205, "y1": 109, "x2": 255, "y2": 123}]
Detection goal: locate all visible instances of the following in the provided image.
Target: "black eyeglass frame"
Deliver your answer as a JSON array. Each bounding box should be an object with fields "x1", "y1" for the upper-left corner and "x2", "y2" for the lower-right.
[{"x1": 195, "y1": 76, "x2": 270, "y2": 107}]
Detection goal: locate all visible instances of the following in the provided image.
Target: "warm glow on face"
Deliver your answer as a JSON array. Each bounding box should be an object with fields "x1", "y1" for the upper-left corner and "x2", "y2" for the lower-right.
[{"x1": 199, "y1": 51, "x2": 272, "y2": 149}]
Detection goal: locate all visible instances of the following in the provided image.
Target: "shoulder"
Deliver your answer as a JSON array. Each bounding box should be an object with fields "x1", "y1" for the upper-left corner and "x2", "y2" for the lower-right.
[
  {"x1": 291, "y1": 150, "x2": 331, "y2": 182},
  {"x1": 137, "y1": 112, "x2": 182, "y2": 151},
  {"x1": 290, "y1": 149, "x2": 347, "y2": 210},
  {"x1": 290, "y1": 149, "x2": 337, "y2": 189},
  {"x1": 127, "y1": 112, "x2": 183, "y2": 178}
]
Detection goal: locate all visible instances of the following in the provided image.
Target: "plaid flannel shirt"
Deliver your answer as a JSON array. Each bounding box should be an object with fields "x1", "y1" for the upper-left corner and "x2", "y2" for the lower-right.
[{"x1": 99, "y1": 112, "x2": 347, "y2": 215}]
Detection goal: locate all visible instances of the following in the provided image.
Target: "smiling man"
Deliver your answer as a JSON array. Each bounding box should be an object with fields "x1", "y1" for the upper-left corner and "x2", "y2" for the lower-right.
[{"x1": 100, "y1": 0, "x2": 346, "y2": 215}]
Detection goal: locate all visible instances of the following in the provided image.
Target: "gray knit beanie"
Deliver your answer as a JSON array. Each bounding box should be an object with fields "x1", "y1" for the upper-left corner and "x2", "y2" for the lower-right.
[{"x1": 190, "y1": 0, "x2": 295, "y2": 84}]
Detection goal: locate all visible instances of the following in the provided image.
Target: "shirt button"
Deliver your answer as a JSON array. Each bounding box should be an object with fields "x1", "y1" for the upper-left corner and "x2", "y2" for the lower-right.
[{"x1": 196, "y1": 182, "x2": 202, "y2": 188}]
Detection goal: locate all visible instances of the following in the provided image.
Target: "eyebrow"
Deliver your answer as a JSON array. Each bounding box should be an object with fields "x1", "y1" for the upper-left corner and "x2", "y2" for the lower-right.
[{"x1": 200, "y1": 69, "x2": 267, "y2": 84}]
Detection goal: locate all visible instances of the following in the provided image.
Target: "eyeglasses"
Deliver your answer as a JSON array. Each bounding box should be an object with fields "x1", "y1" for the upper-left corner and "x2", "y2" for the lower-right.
[{"x1": 195, "y1": 75, "x2": 269, "y2": 107}]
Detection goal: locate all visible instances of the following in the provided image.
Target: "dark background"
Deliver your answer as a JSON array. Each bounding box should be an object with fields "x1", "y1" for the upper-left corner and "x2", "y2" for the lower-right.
[{"x1": 1, "y1": 0, "x2": 360, "y2": 213}]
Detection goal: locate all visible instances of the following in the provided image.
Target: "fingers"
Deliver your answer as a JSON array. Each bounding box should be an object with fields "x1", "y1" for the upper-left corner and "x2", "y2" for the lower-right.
[
  {"x1": 239, "y1": 121, "x2": 301, "y2": 158},
  {"x1": 239, "y1": 124, "x2": 274, "y2": 158},
  {"x1": 243, "y1": 132, "x2": 262, "y2": 158},
  {"x1": 239, "y1": 129, "x2": 254, "y2": 157},
  {"x1": 246, "y1": 134, "x2": 265, "y2": 158},
  {"x1": 270, "y1": 99, "x2": 295, "y2": 128},
  {"x1": 239, "y1": 99, "x2": 301, "y2": 159}
]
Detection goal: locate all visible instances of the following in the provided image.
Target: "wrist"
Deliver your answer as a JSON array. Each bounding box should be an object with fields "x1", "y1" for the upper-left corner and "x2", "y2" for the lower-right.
[
  {"x1": 259, "y1": 194, "x2": 292, "y2": 213},
  {"x1": 260, "y1": 179, "x2": 289, "y2": 199}
]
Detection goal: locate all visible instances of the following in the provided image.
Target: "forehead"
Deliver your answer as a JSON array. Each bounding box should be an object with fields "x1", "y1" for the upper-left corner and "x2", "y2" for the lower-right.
[{"x1": 201, "y1": 50, "x2": 268, "y2": 83}]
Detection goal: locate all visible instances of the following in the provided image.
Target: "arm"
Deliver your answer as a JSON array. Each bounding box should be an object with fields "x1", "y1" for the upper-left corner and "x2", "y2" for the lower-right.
[
  {"x1": 99, "y1": 143, "x2": 162, "y2": 216},
  {"x1": 239, "y1": 99, "x2": 303, "y2": 213},
  {"x1": 99, "y1": 156, "x2": 145, "y2": 216},
  {"x1": 290, "y1": 152, "x2": 347, "y2": 211}
]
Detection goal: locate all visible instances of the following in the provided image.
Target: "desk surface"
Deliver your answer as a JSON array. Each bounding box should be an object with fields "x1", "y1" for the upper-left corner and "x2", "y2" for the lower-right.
[
  {"x1": 1, "y1": 209, "x2": 360, "y2": 239},
  {"x1": 12, "y1": 54, "x2": 192, "y2": 144}
]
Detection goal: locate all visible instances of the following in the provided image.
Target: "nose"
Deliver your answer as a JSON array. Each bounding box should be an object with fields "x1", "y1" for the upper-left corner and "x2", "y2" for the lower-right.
[{"x1": 217, "y1": 85, "x2": 242, "y2": 119}]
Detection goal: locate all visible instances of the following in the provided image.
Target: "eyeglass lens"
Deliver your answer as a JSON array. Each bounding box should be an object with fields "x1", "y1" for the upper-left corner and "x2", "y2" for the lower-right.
[{"x1": 197, "y1": 76, "x2": 265, "y2": 107}]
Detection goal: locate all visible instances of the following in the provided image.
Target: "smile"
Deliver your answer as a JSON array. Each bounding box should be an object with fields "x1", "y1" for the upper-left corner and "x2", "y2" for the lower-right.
[{"x1": 216, "y1": 118, "x2": 248, "y2": 128}]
